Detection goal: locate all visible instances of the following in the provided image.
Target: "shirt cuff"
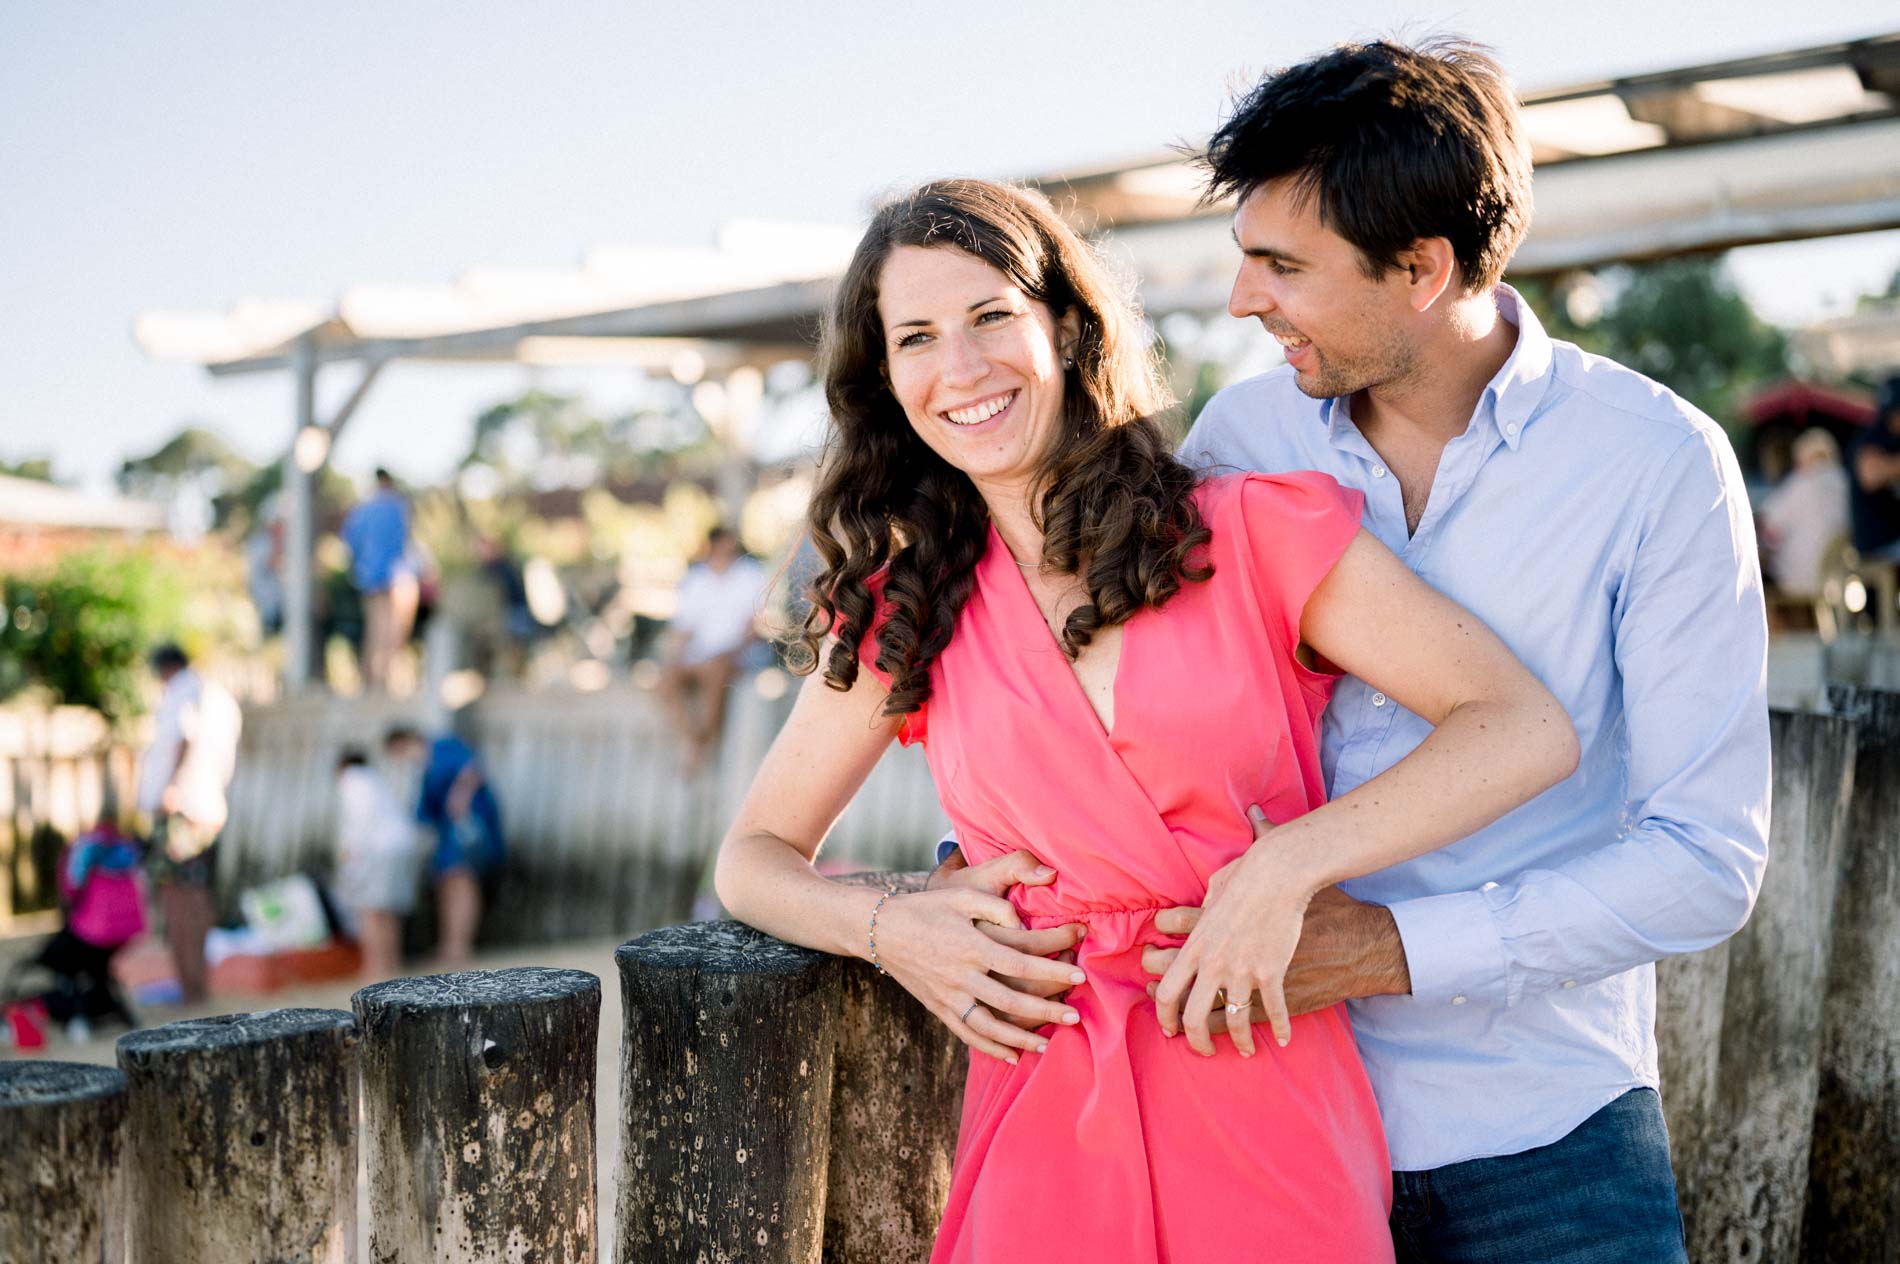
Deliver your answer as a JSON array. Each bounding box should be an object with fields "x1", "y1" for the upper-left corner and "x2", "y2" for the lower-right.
[
  {"x1": 935, "y1": 833, "x2": 960, "y2": 866},
  {"x1": 1386, "y1": 888, "x2": 1514, "y2": 1008}
]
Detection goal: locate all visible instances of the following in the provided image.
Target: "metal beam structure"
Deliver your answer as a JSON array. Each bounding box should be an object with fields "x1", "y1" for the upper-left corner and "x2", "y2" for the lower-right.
[
  {"x1": 135, "y1": 31, "x2": 1900, "y2": 693},
  {"x1": 283, "y1": 339, "x2": 317, "y2": 691}
]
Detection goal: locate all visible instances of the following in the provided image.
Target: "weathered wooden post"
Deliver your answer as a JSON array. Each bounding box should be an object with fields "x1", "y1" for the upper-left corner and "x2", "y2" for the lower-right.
[
  {"x1": 353, "y1": 967, "x2": 600, "y2": 1262},
  {"x1": 616, "y1": 921, "x2": 841, "y2": 1264},
  {"x1": 0, "y1": 1061, "x2": 128, "y2": 1262},
  {"x1": 1808, "y1": 685, "x2": 1900, "y2": 1261},
  {"x1": 823, "y1": 873, "x2": 966, "y2": 1262},
  {"x1": 116, "y1": 1009, "x2": 359, "y2": 1263},
  {"x1": 1676, "y1": 709, "x2": 1858, "y2": 1260},
  {"x1": 1653, "y1": 918, "x2": 1730, "y2": 1206}
]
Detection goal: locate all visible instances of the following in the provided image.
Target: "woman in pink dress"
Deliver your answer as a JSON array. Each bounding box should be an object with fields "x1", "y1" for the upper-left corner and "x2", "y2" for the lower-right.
[{"x1": 715, "y1": 179, "x2": 1579, "y2": 1262}]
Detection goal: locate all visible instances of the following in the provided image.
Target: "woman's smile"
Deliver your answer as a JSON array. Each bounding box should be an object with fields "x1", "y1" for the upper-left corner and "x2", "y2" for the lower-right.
[{"x1": 943, "y1": 389, "x2": 1019, "y2": 431}]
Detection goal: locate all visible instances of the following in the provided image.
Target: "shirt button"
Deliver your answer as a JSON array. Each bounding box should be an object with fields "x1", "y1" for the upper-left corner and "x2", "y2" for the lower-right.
[
  {"x1": 1372, "y1": 466, "x2": 1388, "y2": 478},
  {"x1": 1505, "y1": 422, "x2": 1520, "y2": 437},
  {"x1": 1371, "y1": 692, "x2": 1387, "y2": 707},
  {"x1": 1561, "y1": 980, "x2": 1577, "y2": 989},
  {"x1": 1451, "y1": 995, "x2": 1468, "y2": 1006}
]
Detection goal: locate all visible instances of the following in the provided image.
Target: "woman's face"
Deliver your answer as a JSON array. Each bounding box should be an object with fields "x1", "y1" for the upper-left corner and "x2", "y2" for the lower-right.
[{"x1": 876, "y1": 245, "x2": 1079, "y2": 497}]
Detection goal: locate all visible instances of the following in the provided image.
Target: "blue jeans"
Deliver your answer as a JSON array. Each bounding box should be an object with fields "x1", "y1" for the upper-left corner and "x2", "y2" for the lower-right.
[{"x1": 1390, "y1": 1088, "x2": 1687, "y2": 1263}]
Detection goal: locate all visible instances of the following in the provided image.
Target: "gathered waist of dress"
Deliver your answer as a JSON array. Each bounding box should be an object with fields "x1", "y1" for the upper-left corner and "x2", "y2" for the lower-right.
[{"x1": 1014, "y1": 897, "x2": 1202, "y2": 929}]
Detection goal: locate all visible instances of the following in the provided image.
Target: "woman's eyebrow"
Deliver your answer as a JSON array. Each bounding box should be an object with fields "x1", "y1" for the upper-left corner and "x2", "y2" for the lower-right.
[{"x1": 891, "y1": 296, "x2": 1009, "y2": 330}]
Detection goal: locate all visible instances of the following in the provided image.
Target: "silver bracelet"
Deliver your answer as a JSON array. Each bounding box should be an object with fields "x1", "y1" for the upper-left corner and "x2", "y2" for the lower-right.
[{"x1": 868, "y1": 883, "x2": 899, "y2": 973}]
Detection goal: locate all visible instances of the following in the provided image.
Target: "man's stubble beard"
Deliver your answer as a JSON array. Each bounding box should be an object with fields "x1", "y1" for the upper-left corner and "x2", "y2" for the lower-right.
[{"x1": 1290, "y1": 337, "x2": 1420, "y2": 403}]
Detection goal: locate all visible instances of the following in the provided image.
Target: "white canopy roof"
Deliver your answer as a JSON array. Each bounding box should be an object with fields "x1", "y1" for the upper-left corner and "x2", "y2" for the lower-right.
[{"x1": 137, "y1": 32, "x2": 1900, "y2": 377}]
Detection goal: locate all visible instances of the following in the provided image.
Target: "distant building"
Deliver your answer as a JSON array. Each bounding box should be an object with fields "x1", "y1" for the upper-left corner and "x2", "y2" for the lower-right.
[{"x1": 0, "y1": 473, "x2": 169, "y2": 570}]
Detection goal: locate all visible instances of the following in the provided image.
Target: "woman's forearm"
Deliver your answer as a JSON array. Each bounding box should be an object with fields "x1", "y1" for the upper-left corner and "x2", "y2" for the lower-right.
[
  {"x1": 713, "y1": 832, "x2": 883, "y2": 961},
  {"x1": 1270, "y1": 694, "x2": 1578, "y2": 892}
]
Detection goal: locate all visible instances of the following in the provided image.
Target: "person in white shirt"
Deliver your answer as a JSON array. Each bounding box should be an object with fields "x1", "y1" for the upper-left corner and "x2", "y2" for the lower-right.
[
  {"x1": 659, "y1": 526, "x2": 767, "y2": 772},
  {"x1": 1760, "y1": 427, "x2": 1850, "y2": 601},
  {"x1": 137, "y1": 644, "x2": 242, "y2": 1002},
  {"x1": 331, "y1": 748, "x2": 420, "y2": 980}
]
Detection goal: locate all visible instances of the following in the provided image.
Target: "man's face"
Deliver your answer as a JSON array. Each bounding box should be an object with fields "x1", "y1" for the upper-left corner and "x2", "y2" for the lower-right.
[{"x1": 1227, "y1": 178, "x2": 1421, "y2": 400}]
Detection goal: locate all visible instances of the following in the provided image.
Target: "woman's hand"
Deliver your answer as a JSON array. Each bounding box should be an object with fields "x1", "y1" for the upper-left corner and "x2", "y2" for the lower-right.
[
  {"x1": 873, "y1": 886, "x2": 1085, "y2": 1064},
  {"x1": 930, "y1": 849, "x2": 1089, "y2": 1032},
  {"x1": 1153, "y1": 805, "x2": 1319, "y2": 1057}
]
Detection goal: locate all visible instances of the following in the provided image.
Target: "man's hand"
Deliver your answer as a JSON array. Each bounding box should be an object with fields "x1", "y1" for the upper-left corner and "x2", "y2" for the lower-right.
[
  {"x1": 927, "y1": 847, "x2": 1086, "y2": 1031},
  {"x1": 1142, "y1": 885, "x2": 1411, "y2": 1033}
]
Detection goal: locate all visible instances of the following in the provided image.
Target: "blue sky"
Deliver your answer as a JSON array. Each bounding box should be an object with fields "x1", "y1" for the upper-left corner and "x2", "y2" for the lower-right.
[{"x1": 3, "y1": 3, "x2": 1895, "y2": 495}]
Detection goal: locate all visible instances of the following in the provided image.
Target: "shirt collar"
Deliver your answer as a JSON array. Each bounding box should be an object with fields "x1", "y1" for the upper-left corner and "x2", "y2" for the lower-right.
[
  {"x1": 1315, "y1": 283, "x2": 1556, "y2": 452},
  {"x1": 1485, "y1": 284, "x2": 1554, "y2": 451}
]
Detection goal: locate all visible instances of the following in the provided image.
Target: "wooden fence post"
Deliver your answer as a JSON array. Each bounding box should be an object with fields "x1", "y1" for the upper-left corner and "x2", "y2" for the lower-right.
[
  {"x1": 822, "y1": 872, "x2": 966, "y2": 1262},
  {"x1": 353, "y1": 967, "x2": 601, "y2": 1263},
  {"x1": 1660, "y1": 708, "x2": 1858, "y2": 1261},
  {"x1": 615, "y1": 921, "x2": 841, "y2": 1264},
  {"x1": 116, "y1": 1009, "x2": 359, "y2": 1263},
  {"x1": 0, "y1": 1061, "x2": 128, "y2": 1262},
  {"x1": 1711, "y1": 708, "x2": 1852, "y2": 1257},
  {"x1": 1808, "y1": 685, "x2": 1900, "y2": 1261}
]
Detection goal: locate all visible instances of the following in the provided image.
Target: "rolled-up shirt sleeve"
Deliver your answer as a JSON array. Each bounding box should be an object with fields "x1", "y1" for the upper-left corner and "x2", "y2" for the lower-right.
[{"x1": 1388, "y1": 428, "x2": 1772, "y2": 1007}]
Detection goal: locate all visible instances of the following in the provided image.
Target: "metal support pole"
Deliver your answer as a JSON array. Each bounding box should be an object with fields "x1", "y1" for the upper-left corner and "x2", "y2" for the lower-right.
[{"x1": 282, "y1": 338, "x2": 318, "y2": 692}]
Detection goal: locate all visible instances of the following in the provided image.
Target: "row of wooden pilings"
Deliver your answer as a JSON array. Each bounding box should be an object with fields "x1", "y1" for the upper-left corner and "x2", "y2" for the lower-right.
[
  {"x1": 0, "y1": 912, "x2": 962, "y2": 1263},
  {"x1": 5, "y1": 685, "x2": 1898, "y2": 1262}
]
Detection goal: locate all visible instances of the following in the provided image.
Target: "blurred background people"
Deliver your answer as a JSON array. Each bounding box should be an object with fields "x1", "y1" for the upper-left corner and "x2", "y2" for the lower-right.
[
  {"x1": 341, "y1": 467, "x2": 418, "y2": 691},
  {"x1": 136, "y1": 643, "x2": 241, "y2": 1003},
  {"x1": 21, "y1": 817, "x2": 146, "y2": 1039},
  {"x1": 384, "y1": 724, "x2": 505, "y2": 966},
  {"x1": 244, "y1": 491, "x2": 286, "y2": 638},
  {"x1": 467, "y1": 534, "x2": 538, "y2": 679},
  {"x1": 659, "y1": 526, "x2": 766, "y2": 772},
  {"x1": 1851, "y1": 376, "x2": 1900, "y2": 564},
  {"x1": 331, "y1": 747, "x2": 420, "y2": 980},
  {"x1": 1761, "y1": 427, "x2": 1850, "y2": 601}
]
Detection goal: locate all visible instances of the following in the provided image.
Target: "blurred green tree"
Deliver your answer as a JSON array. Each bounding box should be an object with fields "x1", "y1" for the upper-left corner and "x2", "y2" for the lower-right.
[
  {"x1": 117, "y1": 425, "x2": 260, "y2": 531},
  {"x1": 0, "y1": 550, "x2": 186, "y2": 720},
  {"x1": 462, "y1": 387, "x2": 715, "y2": 492},
  {"x1": 1529, "y1": 257, "x2": 1788, "y2": 433},
  {"x1": 0, "y1": 456, "x2": 57, "y2": 482}
]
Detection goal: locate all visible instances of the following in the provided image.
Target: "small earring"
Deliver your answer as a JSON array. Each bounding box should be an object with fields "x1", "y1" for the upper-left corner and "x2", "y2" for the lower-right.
[{"x1": 1063, "y1": 355, "x2": 1075, "y2": 369}]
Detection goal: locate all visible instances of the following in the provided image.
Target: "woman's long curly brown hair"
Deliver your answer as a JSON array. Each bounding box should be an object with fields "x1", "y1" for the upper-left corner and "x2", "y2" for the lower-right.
[{"x1": 798, "y1": 178, "x2": 1212, "y2": 717}]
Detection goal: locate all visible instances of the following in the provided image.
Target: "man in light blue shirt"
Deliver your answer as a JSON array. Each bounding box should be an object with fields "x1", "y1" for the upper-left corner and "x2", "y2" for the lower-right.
[
  {"x1": 940, "y1": 39, "x2": 1769, "y2": 1262},
  {"x1": 1164, "y1": 41, "x2": 1771, "y2": 1261}
]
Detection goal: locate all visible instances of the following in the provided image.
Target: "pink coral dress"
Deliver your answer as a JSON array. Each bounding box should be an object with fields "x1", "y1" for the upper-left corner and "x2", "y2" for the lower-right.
[{"x1": 868, "y1": 473, "x2": 1394, "y2": 1264}]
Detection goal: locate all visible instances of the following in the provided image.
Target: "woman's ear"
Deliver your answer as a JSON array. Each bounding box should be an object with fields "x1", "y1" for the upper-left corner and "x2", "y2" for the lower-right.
[{"x1": 1057, "y1": 308, "x2": 1083, "y2": 364}]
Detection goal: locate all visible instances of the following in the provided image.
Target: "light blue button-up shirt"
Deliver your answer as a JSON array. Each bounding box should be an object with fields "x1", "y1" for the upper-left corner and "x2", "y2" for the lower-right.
[{"x1": 1177, "y1": 286, "x2": 1771, "y2": 1171}]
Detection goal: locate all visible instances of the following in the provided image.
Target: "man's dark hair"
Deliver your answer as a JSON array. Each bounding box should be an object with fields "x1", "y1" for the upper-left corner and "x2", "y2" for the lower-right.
[
  {"x1": 706, "y1": 525, "x2": 736, "y2": 549},
  {"x1": 382, "y1": 724, "x2": 423, "y2": 749},
  {"x1": 1203, "y1": 38, "x2": 1533, "y2": 293},
  {"x1": 374, "y1": 467, "x2": 395, "y2": 487},
  {"x1": 336, "y1": 746, "x2": 369, "y2": 773},
  {"x1": 148, "y1": 643, "x2": 189, "y2": 673}
]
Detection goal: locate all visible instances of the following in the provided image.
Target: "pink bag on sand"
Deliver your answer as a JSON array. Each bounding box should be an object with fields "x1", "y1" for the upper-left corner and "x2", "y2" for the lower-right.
[{"x1": 61, "y1": 833, "x2": 148, "y2": 950}]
